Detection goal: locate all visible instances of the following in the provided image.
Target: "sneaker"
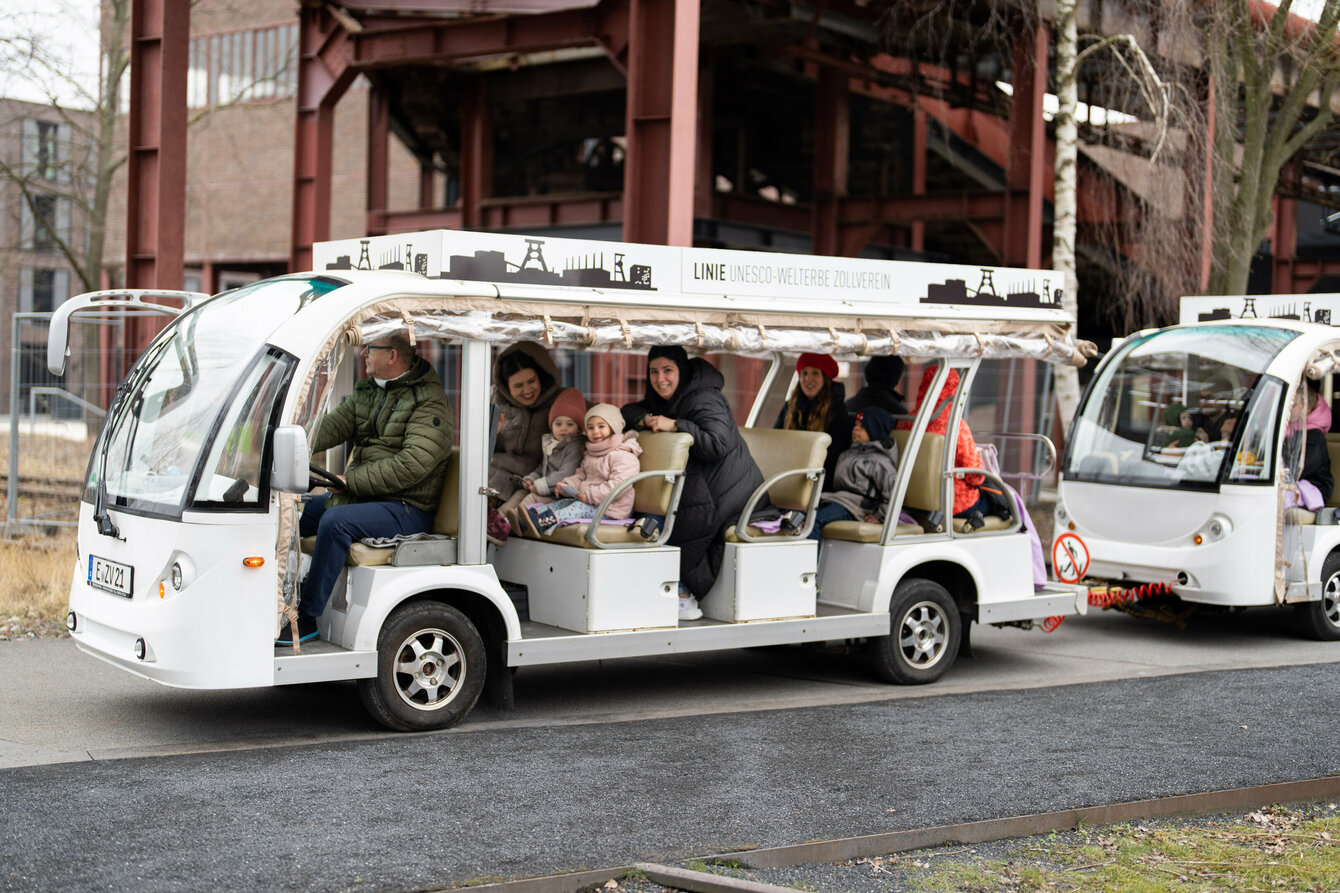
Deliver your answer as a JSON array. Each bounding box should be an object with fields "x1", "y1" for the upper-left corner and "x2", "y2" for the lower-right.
[
  {"x1": 486, "y1": 509, "x2": 510, "y2": 546},
  {"x1": 276, "y1": 615, "x2": 319, "y2": 645},
  {"x1": 526, "y1": 505, "x2": 558, "y2": 535},
  {"x1": 678, "y1": 595, "x2": 702, "y2": 621}
]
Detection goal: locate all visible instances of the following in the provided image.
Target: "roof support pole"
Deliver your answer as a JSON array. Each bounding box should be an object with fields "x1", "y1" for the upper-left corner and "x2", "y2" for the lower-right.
[
  {"x1": 623, "y1": 0, "x2": 700, "y2": 246},
  {"x1": 125, "y1": 0, "x2": 188, "y2": 291},
  {"x1": 461, "y1": 77, "x2": 492, "y2": 230},
  {"x1": 290, "y1": 6, "x2": 355, "y2": 271},
  {"x1": 812, "y1": 66, "x2": 851, "y2": 256},
  {"x1": 366, "y1": 85, "x2": 390, "y2": 236},
  {"x1": 1005, "y1": 21, "x2": 1047, "y2": 268}
]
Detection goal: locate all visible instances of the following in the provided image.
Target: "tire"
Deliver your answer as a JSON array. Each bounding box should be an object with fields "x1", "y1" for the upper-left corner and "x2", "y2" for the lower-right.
[
  {"x1": 1296, "y1": 552, "x2": 1340, "y2": 641},
  {"x1": 358, "y1": 601, "x2": 487, "y2": 731},
  {"x1": 870, "y1": 578, "x2": 961, "y2": 685}
]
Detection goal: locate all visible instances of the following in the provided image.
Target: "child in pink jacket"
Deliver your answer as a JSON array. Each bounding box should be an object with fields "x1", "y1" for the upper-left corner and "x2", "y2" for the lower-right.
[{"x1": 522, "y1": 404, "x2": 642, "y2": 535}]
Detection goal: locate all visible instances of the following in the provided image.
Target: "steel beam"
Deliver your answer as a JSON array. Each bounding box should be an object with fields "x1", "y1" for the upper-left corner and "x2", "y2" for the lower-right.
[
  {"x1": 125, "y1": 0, "x2": 189, "y2": 292},
  {"x1": 366, "y1": 85, "x2": 390, "y2": 236},
  {"x1": 460, "y1": 77, "x2": 492, "y2": 230},
  {"x1": 623, "y1": 0, "x2": 699, "y2": 246},
  {"x1": 290, "y1": 5, "x2": 357, "y2": 272},
  {"x1": 811, "y1": 67, "x2": 850, "y2": 256},
  {"x1": 1006, "y1": 22, "x2": 1047, "y2": 267}
]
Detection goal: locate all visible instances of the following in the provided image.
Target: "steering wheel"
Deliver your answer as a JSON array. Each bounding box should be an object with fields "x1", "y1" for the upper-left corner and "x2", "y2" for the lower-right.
[{"x1": 308, "y1": 463, "x2": 345, "y2": 492}]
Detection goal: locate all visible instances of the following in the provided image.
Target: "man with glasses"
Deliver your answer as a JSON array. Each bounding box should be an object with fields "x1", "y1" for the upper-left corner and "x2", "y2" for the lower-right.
[{"x1": 278, "y1": 330, "x2": 453, "y2": 644}]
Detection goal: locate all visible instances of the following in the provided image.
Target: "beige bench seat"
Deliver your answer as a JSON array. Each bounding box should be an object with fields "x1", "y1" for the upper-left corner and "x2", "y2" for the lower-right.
[{"x1": 723, "y1": 427, "x2": 830, "y2": 542}]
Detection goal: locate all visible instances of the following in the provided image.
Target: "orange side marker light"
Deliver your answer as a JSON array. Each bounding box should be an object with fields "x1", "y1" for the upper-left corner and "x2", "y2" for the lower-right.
[{"x1": 242, "y1": 557, "x2": 265, "y2": 568}]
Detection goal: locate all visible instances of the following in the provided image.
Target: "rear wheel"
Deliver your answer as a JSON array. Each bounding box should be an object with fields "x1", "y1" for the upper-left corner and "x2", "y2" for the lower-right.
[
  {"x1": 871, "y1": 578, "x2": 961, "y2": 684},
  {"x1": 1296, "y1": 552, "x2": 1340, "y2": 641},
  {"x1": 358, "y1": 601, "x2": 487, "y2": 731}
]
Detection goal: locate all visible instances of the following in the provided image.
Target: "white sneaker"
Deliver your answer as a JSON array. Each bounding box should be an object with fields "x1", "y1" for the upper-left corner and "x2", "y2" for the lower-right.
[{"x1": 678, "y1": 595, "x2": 702, "y2": 621}]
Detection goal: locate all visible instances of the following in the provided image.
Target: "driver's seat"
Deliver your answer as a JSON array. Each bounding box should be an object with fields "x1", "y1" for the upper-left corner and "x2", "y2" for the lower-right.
[{"x1": 302, "y1": 448, "x2": 460, "y2": 567}]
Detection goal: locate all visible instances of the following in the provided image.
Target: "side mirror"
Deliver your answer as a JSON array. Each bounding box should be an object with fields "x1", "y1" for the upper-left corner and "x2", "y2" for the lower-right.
[{"x1": 271, "y1": 425, "x2": 310, "y2": 493}]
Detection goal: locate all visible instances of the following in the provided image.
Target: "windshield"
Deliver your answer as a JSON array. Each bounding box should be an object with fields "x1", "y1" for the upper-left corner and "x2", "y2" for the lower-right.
[
  {"x1": 86, "y1": 276, "x2": 343, "y2": 515},
  {"x1": 1064, "y1": 326, "x2": 1297, "y2": 489}
]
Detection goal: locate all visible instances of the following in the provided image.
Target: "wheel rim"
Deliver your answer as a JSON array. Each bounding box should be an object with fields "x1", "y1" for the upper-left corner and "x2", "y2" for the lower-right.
[
  {"x1": 1324, "y1": 573, "x2": 1340, "y2": 629},
  {"x1": 898, "y1": 600, "x2": 950, "y2": 669},
  {"x1": 392, "y1": 626, "x2": 466, "y2": 712}
]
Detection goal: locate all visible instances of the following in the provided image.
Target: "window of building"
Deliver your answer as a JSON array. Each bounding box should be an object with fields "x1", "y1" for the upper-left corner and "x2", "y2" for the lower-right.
[
  {"x1": 22, "y1": 193, "x2": 67, "y2": 252},
  {"x1": 187, "y1": 23, "x2": 298, "y2": 109},
  {"x1": 19, "y1": 268, "x2": 70, "y2": 314},
  {"x1": 21, "y1": 119, "x2": 66, "y2": 182}
]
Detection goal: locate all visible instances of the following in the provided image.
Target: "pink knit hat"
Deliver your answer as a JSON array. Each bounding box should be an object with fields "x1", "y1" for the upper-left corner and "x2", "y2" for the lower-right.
[{"x1": 548, "y1": 388, "x2": 587, "y2": 428}]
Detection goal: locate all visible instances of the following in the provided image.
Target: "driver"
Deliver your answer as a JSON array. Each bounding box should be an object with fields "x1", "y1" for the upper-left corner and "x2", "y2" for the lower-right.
[{"x1": 278, "y1": 330, "x2": 453, "y2": 644}]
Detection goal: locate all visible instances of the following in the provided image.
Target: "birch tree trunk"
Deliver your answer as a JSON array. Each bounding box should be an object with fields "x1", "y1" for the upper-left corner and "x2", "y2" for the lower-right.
[{"x1": 1051, "y1": 0, "x2": 1083, "y2": 429}]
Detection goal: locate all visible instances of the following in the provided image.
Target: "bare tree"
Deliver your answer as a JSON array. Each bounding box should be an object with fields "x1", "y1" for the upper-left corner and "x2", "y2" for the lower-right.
[
  {"x1": 0, "y1": 0, "x2": 129, "y2": 294},
  {"x1": 1206, "y1": 0, "x2": 1340, "y2": 296}
]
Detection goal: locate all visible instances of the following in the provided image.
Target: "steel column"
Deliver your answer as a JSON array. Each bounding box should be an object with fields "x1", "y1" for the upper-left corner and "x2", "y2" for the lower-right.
[
  {"x1": 366, "y1": 86, "x2": 390, "y2": 235},
  {"x1": 812, "y1": 67, "x2": 850, "y2": 256},
  {"x1": 290, "y1": 6, "x2": 356, "y2": 272},
  {"x1": 623, "y1": 0, "x2": 699, "y2": 246},
  {"x1": 460, "y1": 77, "x2": 492, "y2": 230},
  {"x1": 911, "y1": 106, "x2": 926, "y2": 253},
  {"x1": 1005, "y1": 23, "x2": 1047, "y2": 268},
  {"x1": 125, "y1": 0, "x2": 189, "y2": 292},
  {"x1": 1272, "y1": 194, "x2": 1298, "y2": 295}
]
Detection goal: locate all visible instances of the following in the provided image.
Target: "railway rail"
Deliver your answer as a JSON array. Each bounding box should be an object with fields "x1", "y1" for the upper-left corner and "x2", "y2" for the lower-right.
[{"x1": 446, "y1": 776, "x2": 1340, "y2": 893}]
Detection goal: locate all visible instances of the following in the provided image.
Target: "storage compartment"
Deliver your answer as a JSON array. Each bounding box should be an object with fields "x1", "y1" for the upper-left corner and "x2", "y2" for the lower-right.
[
  {"x1": 701, "y1": 540, "x2": 817, "y2": 622},
  {"x1": 492, "y1": 537, "x2": 679, "y2": 633}
]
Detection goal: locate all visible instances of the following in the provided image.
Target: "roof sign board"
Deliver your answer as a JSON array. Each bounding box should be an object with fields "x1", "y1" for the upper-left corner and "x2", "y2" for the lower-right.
[
  {"x1": 313, "y1": 230, "x2": 1071, "y2": 324},
  {"x1": 1180, "y1": 294, "x2": 1340, "y2": 326}
]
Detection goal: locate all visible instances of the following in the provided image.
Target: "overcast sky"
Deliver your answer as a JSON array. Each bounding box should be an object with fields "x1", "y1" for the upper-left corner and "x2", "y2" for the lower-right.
[{"x1": 1, "y1": 1, "x2": 102, "y2": 108}]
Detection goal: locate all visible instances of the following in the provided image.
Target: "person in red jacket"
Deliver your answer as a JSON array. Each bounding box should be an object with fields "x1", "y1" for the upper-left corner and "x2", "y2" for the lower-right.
[{"x1": 899, "y1": 366, "x2": 989, "y2": 523}]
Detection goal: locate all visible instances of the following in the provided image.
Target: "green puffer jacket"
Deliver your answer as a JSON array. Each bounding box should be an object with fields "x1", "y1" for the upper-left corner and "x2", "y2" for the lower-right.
[{"x1": 312, "y1": 357, "x2": 454, "y2": 514}]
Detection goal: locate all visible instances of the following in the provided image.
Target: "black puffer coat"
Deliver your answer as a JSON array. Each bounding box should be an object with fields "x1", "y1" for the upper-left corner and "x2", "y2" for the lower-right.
[{"x1": 622, "y1": 358, "x2": 763, "y2": 596}]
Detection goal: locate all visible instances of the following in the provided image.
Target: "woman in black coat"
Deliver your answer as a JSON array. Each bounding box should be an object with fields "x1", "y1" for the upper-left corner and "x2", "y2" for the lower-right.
[{"x1": 622, "y1": 346, "x2": 764, "y2": 617}]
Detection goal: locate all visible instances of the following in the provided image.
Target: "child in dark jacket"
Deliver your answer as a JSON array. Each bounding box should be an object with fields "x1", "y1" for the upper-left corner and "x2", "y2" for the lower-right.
[{"x1": 807, "y1": 407, "x2": 900, "y2": 540}]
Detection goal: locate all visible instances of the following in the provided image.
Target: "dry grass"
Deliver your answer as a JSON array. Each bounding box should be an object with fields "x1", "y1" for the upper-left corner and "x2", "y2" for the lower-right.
[{"x1": 0, "y1": 530, "x2": 77, "y2": 640}]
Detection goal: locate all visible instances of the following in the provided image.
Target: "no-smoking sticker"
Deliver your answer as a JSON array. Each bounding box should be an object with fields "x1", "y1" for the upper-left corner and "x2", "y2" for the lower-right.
[{"x1": 1052, "y1": 532, "x2": 1090, "y2": 584}]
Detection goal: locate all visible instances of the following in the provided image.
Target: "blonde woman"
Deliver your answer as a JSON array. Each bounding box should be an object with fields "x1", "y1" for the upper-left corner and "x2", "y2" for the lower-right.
[{"x1": 774, "y1": 353, "x2": 851, "y2": 489}]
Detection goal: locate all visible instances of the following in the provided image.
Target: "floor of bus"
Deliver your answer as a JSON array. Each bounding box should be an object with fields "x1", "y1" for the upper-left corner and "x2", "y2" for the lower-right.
[
  {"x1": 517, "y1": 601, "x2": 870, "y2": 639},
  {"x1": 274, "y1": 603, "x2": 872, "y2": 654}
]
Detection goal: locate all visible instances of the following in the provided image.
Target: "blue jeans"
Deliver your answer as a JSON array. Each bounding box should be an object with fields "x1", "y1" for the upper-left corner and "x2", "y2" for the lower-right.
[
  {"x1": 807, "y1": 502, "x2": 856, "y2": 540},
  {"x1": 299, "y1": 494, "x2": 433, "y2": 618}
]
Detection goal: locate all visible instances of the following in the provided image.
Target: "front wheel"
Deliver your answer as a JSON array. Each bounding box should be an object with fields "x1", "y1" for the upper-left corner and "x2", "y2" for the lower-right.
[
  {"x1": 358, "y1": 601, "x2": 487, "y2": 731},
  {"x1": 1296, "y1": 552, "x2": 1340, "y2": 641},
  {"x1": 870, "y1": 578, "x2": 961, "y2": 685}
]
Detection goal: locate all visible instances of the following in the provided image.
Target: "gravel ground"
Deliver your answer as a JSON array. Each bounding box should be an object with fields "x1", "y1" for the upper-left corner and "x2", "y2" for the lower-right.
[{"x1": 0, "y1": 612, "x2": 67, "y2": 641}]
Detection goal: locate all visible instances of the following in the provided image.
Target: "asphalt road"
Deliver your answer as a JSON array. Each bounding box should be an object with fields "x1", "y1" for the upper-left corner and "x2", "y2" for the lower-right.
[{"x1": 3, "y1": 607, "x2": 1340, "y2": 891}]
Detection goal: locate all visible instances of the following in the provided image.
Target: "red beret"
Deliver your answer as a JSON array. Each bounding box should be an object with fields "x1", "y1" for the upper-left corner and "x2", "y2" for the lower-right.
[{"x1": 796, "y1": 353, "x2": 839, "y2": 381}]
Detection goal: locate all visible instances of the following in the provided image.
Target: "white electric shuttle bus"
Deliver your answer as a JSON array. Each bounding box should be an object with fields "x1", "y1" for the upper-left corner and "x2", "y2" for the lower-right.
[
  {"x1": 1056, "y1": 293, "x2": 1340, "y2": 639},
  {"x1": 50, "y1": 229, "x2": 1090, "y2": 731}
]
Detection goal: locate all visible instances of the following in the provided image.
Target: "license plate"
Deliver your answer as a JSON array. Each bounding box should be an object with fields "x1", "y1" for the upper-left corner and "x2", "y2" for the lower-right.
[{"x1": 88, "y1": 555, "x2": 133, "y2": 598}]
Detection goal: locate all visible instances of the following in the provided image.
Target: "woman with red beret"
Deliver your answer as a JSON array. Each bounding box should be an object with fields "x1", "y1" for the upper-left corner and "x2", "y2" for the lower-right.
[{"x1": 774, "y1": 352, "x2": 851, "y2": 490}]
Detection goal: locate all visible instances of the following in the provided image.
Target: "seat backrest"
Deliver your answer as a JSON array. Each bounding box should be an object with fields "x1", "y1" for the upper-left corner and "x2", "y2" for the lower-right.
[
  {"x1": 431, "y1": 448, "x2": 461, "y2": 535},
  {"x1": 632, "y1": 432, "x2": 694, "y2": 515},
  {"x1": 738, "y1": 427, "x2": 831, "y2": 511},
  {"x1": 891, "y1": 429, "x2": 946, "y2": 513},
  {"x1": 1328, "y1": 434, "x2": 1340, "y2": 507}
]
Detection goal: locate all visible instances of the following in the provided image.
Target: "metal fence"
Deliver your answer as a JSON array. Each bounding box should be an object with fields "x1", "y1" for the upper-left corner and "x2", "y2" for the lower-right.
[{"x1": 4, "y1": 311, "x2": 127, "y2": 532}]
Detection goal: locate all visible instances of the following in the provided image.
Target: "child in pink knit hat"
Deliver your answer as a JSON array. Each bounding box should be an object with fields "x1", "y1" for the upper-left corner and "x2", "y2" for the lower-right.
[{"x1": 522, "y1": 404, "x2": 642, "y2": 535}]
